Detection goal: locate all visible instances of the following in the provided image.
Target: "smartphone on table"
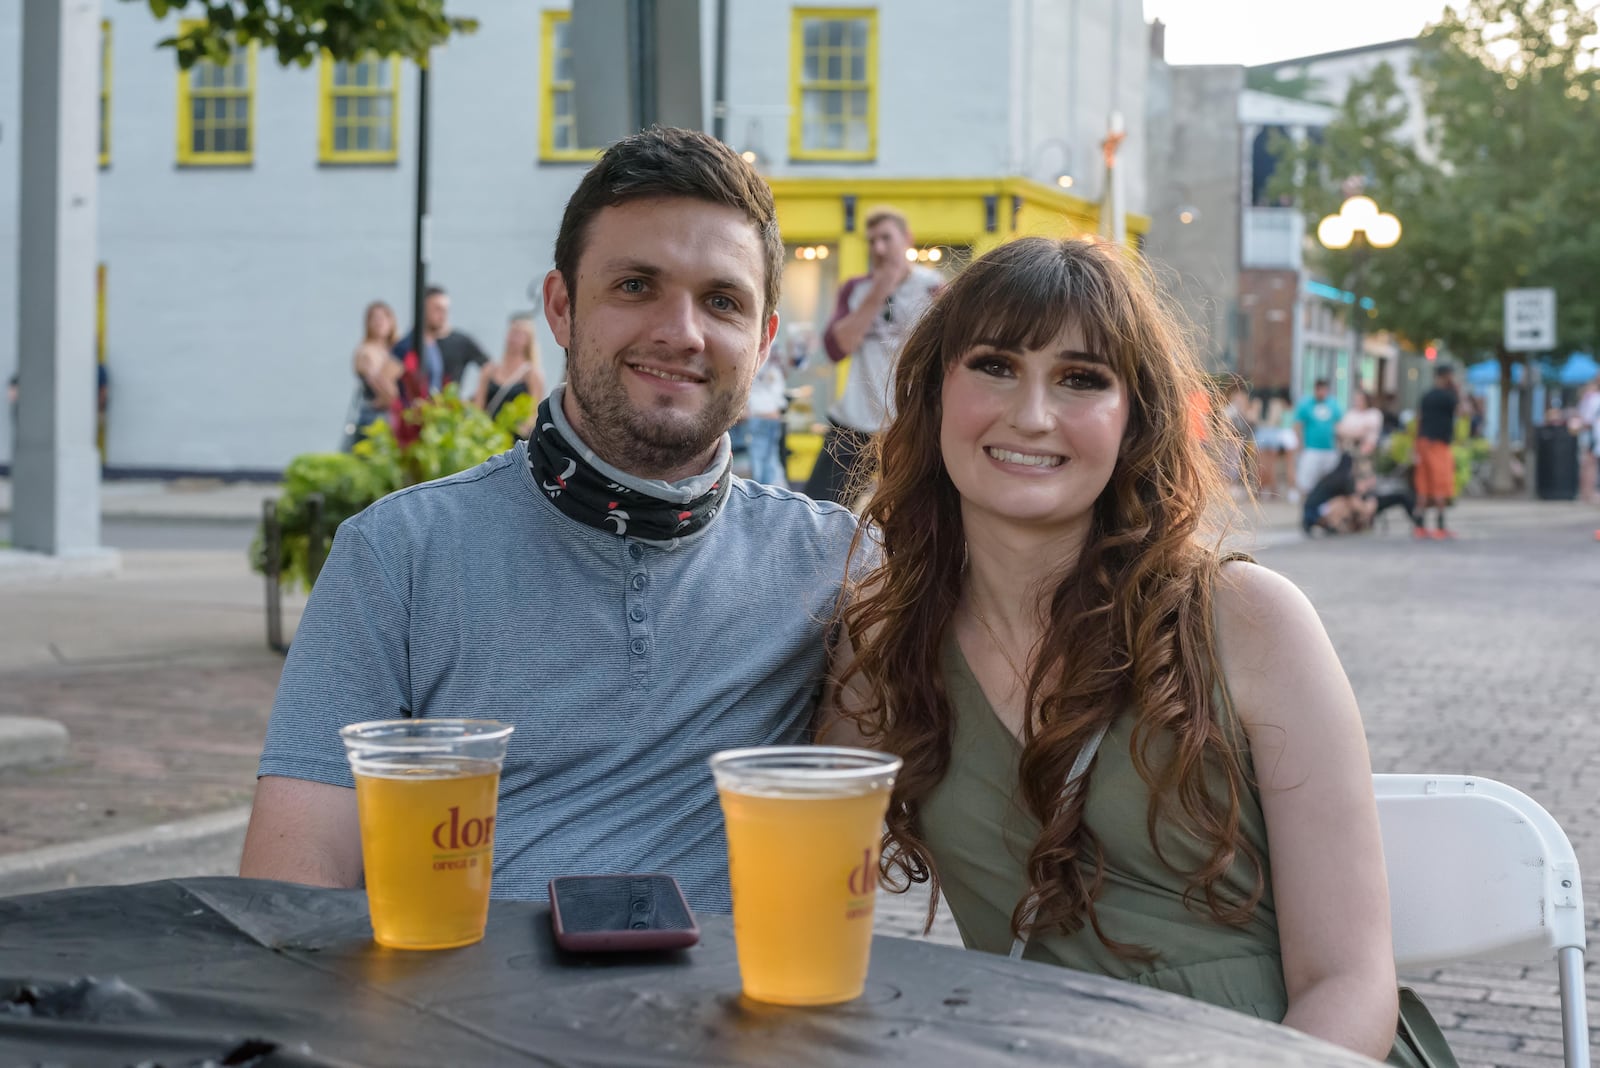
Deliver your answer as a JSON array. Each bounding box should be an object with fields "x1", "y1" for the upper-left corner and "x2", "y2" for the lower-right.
[{"x1": 548, "y1": 873, "x2": 700, "y2": 952}]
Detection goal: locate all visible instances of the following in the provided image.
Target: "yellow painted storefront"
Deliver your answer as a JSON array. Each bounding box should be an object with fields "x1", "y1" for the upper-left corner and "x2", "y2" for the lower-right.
[{"x1": 767, "y1": 176, "x2": 1149, "y2": 484}]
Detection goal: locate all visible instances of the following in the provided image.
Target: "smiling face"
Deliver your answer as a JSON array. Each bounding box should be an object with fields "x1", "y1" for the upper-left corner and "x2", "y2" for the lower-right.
[
  {"x1": 543, "y1": 196, "x2": 779, "y2": 481},
  {"x1": 939, "y1": 322, "x2": 1130, "y2": 534}
]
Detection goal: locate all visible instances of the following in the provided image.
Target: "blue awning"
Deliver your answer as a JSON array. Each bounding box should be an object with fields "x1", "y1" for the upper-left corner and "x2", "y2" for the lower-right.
[{"x1": 1559, "y1": 353, "x2": 1598, "y2": 386}]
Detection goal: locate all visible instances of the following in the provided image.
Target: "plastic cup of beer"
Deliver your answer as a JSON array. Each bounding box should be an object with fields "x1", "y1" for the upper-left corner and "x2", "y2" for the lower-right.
[
  {"x1": 709, "y1": 746, "x2": 902, "y2": 1006},
  {"x1": 340, "y1": 718, "x2": 514, "y2": 950}
]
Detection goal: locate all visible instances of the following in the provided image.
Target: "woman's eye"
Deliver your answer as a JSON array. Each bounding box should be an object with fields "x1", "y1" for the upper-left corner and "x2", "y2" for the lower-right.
[
  {"x1": 1062, "y1": 369, "x2": 1111, "y2": 390},
  {"x1": 968, "y1": 355, "x2": 1011, "y2": 376}
]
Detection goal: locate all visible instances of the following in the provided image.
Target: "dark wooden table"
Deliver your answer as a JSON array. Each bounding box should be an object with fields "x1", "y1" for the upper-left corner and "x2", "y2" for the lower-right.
[{"x1": 0, "y1": 877, "x2": 1377, "y2": 1067}]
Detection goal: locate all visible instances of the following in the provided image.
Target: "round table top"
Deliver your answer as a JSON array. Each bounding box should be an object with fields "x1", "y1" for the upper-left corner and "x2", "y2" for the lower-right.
[{"x1": 0, "y1": 877, "x2": 1377, "y2": 1067}]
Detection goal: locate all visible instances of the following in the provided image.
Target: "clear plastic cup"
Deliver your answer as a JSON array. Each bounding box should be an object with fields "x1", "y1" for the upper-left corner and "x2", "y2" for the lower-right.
[
  {"x1": 709, "y1": 746, "x2": 902, "y2": 1005},
  {"x1": 340, "y1": 718, "x2": 514, "y2": 950}
]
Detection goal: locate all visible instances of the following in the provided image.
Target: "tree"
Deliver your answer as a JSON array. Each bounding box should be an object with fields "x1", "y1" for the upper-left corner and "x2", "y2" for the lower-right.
[
  {"x1": 131, "y1": 0, "x2": 478, "y2": 67},
  {"x1": 1270, "y1": 0, "x2": 1600, "y2": 490}
]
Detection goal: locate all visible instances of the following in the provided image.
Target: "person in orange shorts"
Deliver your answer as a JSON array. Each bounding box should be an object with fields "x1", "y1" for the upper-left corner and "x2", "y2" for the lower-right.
[{"x1": 1413, "y1": 364, "x2": 1460, "y2": 540}]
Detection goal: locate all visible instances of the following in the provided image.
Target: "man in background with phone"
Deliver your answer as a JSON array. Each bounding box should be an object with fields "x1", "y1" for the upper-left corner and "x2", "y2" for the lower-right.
[
  {"x1": 803, "y1": 207, "x2": 943, "y2": 505},
  {"x1": 239, "y1": 127, "x2": 858, "y2": 912}
]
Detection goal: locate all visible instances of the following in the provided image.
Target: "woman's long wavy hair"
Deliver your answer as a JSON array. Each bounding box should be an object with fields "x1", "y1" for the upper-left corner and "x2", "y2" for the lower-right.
[{"x1": 837, "y1": 237, "x2": 1259, "y2": 956}]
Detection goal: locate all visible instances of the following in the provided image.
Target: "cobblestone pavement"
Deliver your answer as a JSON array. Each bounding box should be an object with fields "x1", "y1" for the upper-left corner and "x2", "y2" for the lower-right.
[{"x1": 875, "y1": 505, "x2": 1600, "y2": 1068}]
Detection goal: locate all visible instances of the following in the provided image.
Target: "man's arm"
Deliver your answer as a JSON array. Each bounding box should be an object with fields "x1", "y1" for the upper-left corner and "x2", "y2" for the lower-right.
[
  {"x1": 244, "y1": 521, "x2": 411, "y2": 886},
  {"x1": 824, "y1": 266, "x2": 905, "y2": 362},
  {"x1": 240, "y1": 776, "x2": 363, "y2": 888}
]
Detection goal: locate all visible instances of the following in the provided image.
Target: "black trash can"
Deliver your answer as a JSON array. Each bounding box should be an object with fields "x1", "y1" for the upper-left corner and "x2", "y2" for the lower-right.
[{"x1": 1533, "y1": 425, "x2": 1579, "y2": 500}]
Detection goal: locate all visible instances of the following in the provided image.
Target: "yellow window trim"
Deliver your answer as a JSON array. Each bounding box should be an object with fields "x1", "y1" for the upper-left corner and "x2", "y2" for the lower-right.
[
  {"x1": 539, "y1": 10, "x2": 602, "y2": 163},
  {"x1": 789, "y1": 7, "x2": 878, "y2": 163},
  {"x1": 99, "y1": 19, "x2": 111, "y2": 168},
  {"x1": 174, "y1": 21, "x2": 257, "y2": 166},
  {"x1": 318, "y1": 53, "x2": 401, "y2": 164}
]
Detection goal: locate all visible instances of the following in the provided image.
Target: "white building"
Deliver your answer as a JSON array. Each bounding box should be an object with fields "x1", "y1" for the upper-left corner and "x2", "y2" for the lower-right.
[{"x1": 1, "y1": 0, "x2": 1149, "y2": 478}]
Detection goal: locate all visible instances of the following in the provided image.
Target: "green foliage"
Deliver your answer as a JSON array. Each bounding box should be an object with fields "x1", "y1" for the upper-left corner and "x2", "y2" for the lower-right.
[
  {"x1": 1380, "y1": 421, "x2": 1489, "y2": 496},
  {"x1": 252, "y1": 386, "x2": 513, "y2": 590},
  {"x1": 132, "y1": 0, "x2": 478, "y2": 68}
]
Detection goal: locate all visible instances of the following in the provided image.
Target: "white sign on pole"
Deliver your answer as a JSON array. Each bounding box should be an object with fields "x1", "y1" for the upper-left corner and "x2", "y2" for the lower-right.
[{"x1": 1504, "y1": 288, "x2": 1556, "y2": 352}]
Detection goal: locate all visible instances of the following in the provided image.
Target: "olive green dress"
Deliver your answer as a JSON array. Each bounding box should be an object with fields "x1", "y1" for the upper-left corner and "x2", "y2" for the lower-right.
[{"x1": 920, "y1": 634, "x2": 1447, "y2": 1067}]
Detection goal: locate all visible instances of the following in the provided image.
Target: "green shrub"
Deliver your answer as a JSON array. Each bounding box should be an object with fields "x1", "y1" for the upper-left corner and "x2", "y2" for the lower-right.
[
  {"x1": 253, "y1": 386, "x2": 527, "y2": 590},
  {"x1": 1378, "y1": 420, "x2": 1480, "y2": 496}
]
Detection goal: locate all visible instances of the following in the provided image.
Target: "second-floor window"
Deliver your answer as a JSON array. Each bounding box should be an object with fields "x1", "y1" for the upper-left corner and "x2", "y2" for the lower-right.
[
  {"x1": 99, "y1": 20, "x2": 111, "y2": 167},
  {"x1": 790, "y1": 8, "x2": 877, "y2": 161},
  {"x1": 176, "y1": 29, "x2": 255, "y2": 166},
  {"x1": 541, "y1": 10, "x2": 598, "y2": 162},
  {"x1": 320, "y1": 55, "x2": 400, "y2": 164}
]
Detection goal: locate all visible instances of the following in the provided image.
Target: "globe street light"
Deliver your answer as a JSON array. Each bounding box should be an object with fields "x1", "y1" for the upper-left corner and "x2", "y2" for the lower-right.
[{"x1": 1317, "y1": 194, "x2": 1402, "y2": 392}]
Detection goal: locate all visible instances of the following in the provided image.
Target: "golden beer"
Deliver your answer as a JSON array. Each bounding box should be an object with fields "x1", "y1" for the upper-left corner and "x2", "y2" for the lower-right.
[
  {"x1": 341, "y1": 720, "x2": 514, "y2": 951},
  {"x1": 711, "y1": 747, "x2": 902, "y2": 1006}
]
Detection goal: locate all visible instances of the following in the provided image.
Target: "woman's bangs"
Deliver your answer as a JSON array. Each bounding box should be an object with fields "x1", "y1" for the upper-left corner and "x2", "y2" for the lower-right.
[{"x1": 941, "y1": 254, "x2": 1122, "y2": 367}]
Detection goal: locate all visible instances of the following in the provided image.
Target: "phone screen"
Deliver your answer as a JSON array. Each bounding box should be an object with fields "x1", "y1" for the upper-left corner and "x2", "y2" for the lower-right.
[{"x1": 549, "y1": 874, "x2": 699, "y2": 950}]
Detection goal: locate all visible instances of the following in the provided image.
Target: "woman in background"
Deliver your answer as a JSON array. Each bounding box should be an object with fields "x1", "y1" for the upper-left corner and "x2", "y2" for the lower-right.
[
  {"x1": 474, "y1": 317, "x2": 546, "y2": 437},
  {"x1": 345, "y1": 300, "x2": 402, "y2": 449}
]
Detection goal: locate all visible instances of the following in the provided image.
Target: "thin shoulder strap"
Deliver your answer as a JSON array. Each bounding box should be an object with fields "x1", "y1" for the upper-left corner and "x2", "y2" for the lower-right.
[{"x1": 1008, "y1": 719, "x2": 1111, "y2": 960}]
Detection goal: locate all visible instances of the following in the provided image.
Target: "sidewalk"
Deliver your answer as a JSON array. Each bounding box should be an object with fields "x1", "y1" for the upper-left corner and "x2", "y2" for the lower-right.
[{"x1": 0, "y1": 475, "x2": 274, "y2": 522}]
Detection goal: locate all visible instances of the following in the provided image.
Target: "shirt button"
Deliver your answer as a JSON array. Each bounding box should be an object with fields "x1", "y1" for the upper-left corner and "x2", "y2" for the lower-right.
[
  {"x1": 629, "y1": 606, "x2": 646, "y2": 623},
  {"x1": 630, "y1": 574, "x2": 646, "y2": 591},
  {"x1": 628, "y1": 543, "x2": 644, "y2": 561},
  {"x1": 630, "y1": 638, "x2": 647, "y2": 655}
]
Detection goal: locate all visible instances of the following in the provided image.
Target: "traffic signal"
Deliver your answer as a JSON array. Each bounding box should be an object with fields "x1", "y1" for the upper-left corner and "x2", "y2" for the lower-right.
[{"x1": 1424, "y1": 345, "x2": 1438, "y2": 361}]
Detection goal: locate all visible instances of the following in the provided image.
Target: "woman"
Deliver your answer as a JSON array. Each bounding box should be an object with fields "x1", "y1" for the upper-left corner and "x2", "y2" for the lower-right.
[
  {"x1": 827, "y1": 238, "x2": 1449, "y2": 1066},
  {"x1": 1253, "y1": 391, "x2": 1299, "y2": 498},
  {"x1": 1337, "y1": 389, "x2": 1384, "y2": 456},
  {"x1": 473, "y1": 317, "x2": 546, "y2": 435},
  {"x1": 346, "y1": 301, "x2": 402, "y2": 449}
]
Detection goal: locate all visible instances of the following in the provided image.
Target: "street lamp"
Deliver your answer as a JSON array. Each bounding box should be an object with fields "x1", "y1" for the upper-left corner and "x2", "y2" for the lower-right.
[{"x1": 1317, "y1": 194, "x2": 1401, "y2": 396}]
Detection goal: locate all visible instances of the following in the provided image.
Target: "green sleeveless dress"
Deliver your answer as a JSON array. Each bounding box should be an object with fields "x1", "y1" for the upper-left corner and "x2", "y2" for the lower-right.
[{"x1": 920, "y1": 634, "x2": 1446, "y2": 1067}]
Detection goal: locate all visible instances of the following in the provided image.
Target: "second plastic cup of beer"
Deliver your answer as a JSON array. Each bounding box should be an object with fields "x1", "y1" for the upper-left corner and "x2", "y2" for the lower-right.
[
  {"x1": 340, "y1": 718, "x2": 514, "y2": 950},
  {"x1": 709, "y1": 746, "x2": 902, "y2": 1005}
]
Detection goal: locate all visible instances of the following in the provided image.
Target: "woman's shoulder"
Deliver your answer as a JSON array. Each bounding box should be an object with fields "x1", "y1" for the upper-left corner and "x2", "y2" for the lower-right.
[{"x1": 1211, "y1": 560, "x2": 1321, "y2": 654}]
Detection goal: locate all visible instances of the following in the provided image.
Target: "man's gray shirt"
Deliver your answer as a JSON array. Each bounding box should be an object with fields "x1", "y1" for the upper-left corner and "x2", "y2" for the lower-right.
[{"x1": 259, "y1": 441, "x2": 858, "y2": 911}]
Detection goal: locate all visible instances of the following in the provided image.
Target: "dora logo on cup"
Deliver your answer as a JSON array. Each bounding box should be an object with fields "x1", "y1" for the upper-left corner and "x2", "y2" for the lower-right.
[
  {"x1": 845, "y1": 847, "x2": 877, "y2": 920},
  {"x1": 430, "y1": 805, "x2": 495, "y2": 871}
]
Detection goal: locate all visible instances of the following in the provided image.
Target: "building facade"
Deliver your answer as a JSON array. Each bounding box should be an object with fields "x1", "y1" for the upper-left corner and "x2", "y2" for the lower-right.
[
  {"x1": 0, "y1": 0, "x2": 1150, "y2": 478},
  {"x1": 1144, "y1": 33, "x2": 1425, "y2": 411}
]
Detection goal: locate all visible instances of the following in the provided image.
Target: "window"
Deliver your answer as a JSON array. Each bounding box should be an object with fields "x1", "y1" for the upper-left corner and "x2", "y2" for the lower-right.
[
  {"x1": 175, "y1": 26, "x2": 256, "y2": 166},
  {"x1": 540, "y1": 10, "x2": 599, "y2": 162},
  {"x1": 790, "y1": 9, "x2": 876, "y2": 161},
  {"x1": 320, "y1": 55, "x2": 400, "y2": 163},
  {"x1": 99, "y1": 20, "x2": 111, "y2": 167}
]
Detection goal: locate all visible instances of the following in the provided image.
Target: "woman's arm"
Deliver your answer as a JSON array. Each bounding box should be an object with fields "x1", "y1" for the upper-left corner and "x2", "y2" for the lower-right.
[
  {"x1": 472, "y1": 365, "x2": 492, "y2": 409},
  {"x1": 354, "y1": 345, "x2": 400, "y2": 408},
  {"x1": 1213, "y1": 562, "x2": 1398, "y2": 1061}
]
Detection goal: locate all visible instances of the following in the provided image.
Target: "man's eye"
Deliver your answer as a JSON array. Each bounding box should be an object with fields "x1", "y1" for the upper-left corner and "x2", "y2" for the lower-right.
[
  {"x1": 620, "y1": 279, "x2": 647, "y2": 294},
  {"x1": 709, "y1": 294, "x2": 736, "y2": 312}
]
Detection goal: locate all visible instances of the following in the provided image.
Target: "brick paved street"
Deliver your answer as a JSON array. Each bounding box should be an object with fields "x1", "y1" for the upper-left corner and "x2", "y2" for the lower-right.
[{"x1": 877, "y1": 502, "x2": 1600, "y2": 1067}]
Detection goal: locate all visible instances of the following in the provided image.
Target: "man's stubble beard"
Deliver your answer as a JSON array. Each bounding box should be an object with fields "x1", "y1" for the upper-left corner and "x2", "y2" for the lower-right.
[{"x1": 565, "y1": 311, "x2": 752, "y2": 479}]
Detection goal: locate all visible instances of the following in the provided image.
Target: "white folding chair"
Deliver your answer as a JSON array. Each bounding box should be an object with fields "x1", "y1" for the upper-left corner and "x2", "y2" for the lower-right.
[{"x1": 1375, "y1": 773, "x2": 1591, "y2": 1068}]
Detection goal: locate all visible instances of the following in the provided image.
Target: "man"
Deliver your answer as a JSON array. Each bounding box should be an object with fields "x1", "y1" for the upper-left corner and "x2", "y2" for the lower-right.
[
  {"x1": 803, "y1": 208, "x2": 942, "y2": 505},
  {"x1": 1413, "y1": 364, "x2": 1460, "y2": 540},
  {"x1": 240, "y1": 128, "x2": 857, "y2": 911},
  {"x1": 392, "y1": 285, "x2": 490, "y2": 398},
  {"x1": 1293, "y1": 378, "x2": 1344, "y2": 497}
]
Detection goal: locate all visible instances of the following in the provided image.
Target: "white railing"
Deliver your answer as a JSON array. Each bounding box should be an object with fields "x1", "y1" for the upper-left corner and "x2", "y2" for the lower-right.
[{"x1": 1242, "y1": 207, "x2": 1305, "y2": 270}]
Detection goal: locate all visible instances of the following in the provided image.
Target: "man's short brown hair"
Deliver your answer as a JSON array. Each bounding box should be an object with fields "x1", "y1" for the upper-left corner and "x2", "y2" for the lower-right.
[
  {"x1": 864, "y1": 207, "x2": 909, "y2": 234},
  {"x1": 553, "y1": 126, "x2": 783, "y2": 320}
]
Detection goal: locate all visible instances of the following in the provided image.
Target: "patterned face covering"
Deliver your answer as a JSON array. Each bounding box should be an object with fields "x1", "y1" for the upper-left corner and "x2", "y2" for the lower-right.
[{"x1": 527, "y1": 396, "x2": 731, "y2": 542}]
